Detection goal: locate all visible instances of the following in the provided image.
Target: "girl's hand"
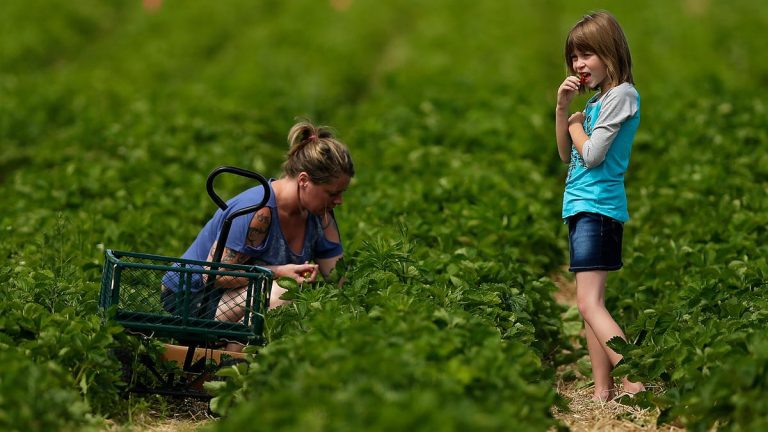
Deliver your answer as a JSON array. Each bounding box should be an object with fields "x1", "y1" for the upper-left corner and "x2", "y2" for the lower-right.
[
  {"x1": 568, "y1": 111, "x2": 586, "y2": 127},
  {"x1": 556, "y1": 76, "x2": 581, "y2": 110}
]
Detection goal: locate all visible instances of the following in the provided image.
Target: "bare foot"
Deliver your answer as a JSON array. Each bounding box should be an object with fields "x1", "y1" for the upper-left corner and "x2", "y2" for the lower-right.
[
  {"x1": 621, "y1": 379, "x2": 645, "y2": 394},
  {"x1": 592, "y1": 388, "x2": 615, "y2": 402}
]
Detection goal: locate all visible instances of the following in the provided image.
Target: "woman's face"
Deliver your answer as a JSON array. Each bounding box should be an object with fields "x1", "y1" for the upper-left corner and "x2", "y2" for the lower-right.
[{"x1": 302, "y1": 174, "x2": 351, "y2": 216}]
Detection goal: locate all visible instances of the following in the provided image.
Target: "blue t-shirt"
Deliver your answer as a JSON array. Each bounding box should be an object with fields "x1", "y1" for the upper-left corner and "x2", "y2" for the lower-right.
[
  {"x1": 163, "y1": 180, "x2": 343, "y2": 292},
  {"x1": 563, "y1": 83, "x2": 640, "y2": 223}
]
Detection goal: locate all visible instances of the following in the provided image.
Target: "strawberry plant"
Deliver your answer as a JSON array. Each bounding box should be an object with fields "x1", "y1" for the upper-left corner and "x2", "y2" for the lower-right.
[
  {"x1": 1, "y1": 0, "x2": 768, "y2": 430},
  {"x1": 208, "y1": 233, "x2": 565, "y2": 431}
]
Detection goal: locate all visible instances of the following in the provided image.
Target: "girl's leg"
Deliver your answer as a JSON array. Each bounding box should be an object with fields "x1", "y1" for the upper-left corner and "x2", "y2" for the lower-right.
[
  {"x1": 576, "y1": 271, "x2": 616, "y2": 400},
  {"x1": 576, "y1": 270, "x2": 645, "y2": 397},
  {"x1": 584, "y1": 320, "x2": 615, "y2": 400}
]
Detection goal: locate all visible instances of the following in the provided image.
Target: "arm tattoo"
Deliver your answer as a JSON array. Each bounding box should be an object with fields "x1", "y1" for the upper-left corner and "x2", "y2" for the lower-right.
[
  {"x1": 247, "y1": 212, "x2": 271, "y2": 247},
  {"x1": 222, "y1": 247, "x2": 247, "y2": 264}
]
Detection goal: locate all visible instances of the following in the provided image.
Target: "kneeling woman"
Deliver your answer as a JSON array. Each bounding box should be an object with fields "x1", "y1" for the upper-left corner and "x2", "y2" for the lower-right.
[{"x1": 162, "y1": 120, "x2": 354, "y2": 343}]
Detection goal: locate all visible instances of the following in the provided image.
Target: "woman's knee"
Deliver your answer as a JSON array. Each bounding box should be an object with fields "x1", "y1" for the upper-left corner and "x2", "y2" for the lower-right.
[
  {"x1": 269, "y1": 281, "x2": 289, "y2": 309},
  {"x1": 216, "y1": 288, "x2": 247, "y2": 321}
]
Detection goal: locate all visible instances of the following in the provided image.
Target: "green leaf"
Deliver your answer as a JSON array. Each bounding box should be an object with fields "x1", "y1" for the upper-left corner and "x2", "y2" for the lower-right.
[
  {"x1": 215, "y1": 366, "x2": 242, "y2": 378},
  {"x1": 203, "y1": 381, "x2": 227, "y2": 393},
  {"x1": 208, "y1": 393, "x2": 232, "y2": 416},
  {"x1": 276, "y1": 276, "x2": 299, "y2": 290},
  {"x1": 606, "y1": 336, "x2": 630, "y2": 354}
]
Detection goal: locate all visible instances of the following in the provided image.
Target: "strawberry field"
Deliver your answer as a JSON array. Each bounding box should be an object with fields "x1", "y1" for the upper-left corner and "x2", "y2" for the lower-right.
[{"x1": 1, "y1": 0, "x2": 767, "y2": 431}]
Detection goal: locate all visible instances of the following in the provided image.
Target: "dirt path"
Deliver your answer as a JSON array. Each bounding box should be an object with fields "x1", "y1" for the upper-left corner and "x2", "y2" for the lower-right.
[
  {"x1": 552, "y1": 265, "x2": 578, "y2": 306},
  {"x1": 102, "y1": 398, "x2": 214, "y2": 432}
]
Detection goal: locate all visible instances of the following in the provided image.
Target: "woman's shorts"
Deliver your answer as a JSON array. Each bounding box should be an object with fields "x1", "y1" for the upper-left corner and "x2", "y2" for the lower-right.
[
  {"x1": 567, "y1": 212, "x2": 624, "y2": 272},
  {"x1": 161, "y1": 286, "x2": 221, "y2": 319}
]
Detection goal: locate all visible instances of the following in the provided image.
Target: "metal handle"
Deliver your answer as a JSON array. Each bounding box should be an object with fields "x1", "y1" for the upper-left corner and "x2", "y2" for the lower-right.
[
  {"x1": 206, "y1": 166, "x2": 271, "y2": 264},
  {"x1": 199, "y1": 166, "x2": 271, "y2": 319},
  {"x1": 206, "y1": 166, "x2": 270, "y2": 211}
]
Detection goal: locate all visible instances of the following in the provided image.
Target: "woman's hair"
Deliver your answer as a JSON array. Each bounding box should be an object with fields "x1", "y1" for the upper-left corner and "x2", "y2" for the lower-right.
[
  {"x1": 283, "y1": 120, "x2": 355, "y2": 184},
  {"x1": 565, "y1": 11, "x2": 633, "y2": 86}
]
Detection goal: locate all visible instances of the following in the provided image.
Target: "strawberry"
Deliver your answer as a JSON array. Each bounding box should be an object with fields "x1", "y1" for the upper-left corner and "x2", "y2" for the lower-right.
[{"x1": 577, "y1": 73, "x2": 589, "y2": 92}]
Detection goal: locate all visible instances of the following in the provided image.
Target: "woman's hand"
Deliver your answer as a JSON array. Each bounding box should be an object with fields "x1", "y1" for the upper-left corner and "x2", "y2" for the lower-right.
[{"x1": 277, "y1": 262, "x2": 319, "y2": 283}]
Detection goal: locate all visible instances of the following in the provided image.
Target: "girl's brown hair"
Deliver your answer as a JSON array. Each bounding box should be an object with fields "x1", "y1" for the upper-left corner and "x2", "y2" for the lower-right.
[
  {"x1": 283, "y1": 120, "x2": 355, "y2": 184},
  {"x1": 565, "y1": 11, "x2": 634, "y2": 86}
]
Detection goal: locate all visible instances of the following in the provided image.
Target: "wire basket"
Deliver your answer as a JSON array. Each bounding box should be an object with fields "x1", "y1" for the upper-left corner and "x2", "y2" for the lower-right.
[{"x1": 100, "y1": 249, "x2": 272, "y2": 345}]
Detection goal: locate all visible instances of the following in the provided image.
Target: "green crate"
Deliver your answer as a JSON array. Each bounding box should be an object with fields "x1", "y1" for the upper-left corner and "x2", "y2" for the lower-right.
[{"x1": 100, "y1": 249, "x2": 272, "y2": 345}]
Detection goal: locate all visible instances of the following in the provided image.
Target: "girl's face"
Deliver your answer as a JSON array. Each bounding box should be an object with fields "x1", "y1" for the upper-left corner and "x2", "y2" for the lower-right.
[
  {"x1": 571, "y1": 49, "x2": 612, "y2": 91},
  {"x1": 301, "y1": 174, "x2": 351, "y2": 216}
]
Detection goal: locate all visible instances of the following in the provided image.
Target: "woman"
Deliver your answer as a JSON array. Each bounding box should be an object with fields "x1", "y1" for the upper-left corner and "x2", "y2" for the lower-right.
[{"x1": 161, "y1": 120, "x2": 354, "y2": 333}]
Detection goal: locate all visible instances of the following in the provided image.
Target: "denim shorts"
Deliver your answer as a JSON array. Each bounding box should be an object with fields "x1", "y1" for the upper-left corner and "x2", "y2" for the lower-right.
[{"x1": 567, "y1": 212, "x2": 624, "y2": 272}]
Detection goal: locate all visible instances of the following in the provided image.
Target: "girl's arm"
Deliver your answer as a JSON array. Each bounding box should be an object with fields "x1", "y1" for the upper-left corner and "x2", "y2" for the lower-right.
[
  {"x1": 555, "y1": 107, "x2": 573, "y2": 163},
  {"x1": 555, "y1": 76, "x2": 582, "y2": 163},
  {"x1": 576, "y1": 85, "x2": 639, "y2": 168},
  {"x1": 568, "y1": 112, "x2": 589, "y2": 157}
]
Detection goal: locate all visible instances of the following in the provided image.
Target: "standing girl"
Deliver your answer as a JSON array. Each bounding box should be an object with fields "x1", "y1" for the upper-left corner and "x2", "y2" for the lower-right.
[{"x1": 555, "y1": 11, "x2": 645, "y2": 401}]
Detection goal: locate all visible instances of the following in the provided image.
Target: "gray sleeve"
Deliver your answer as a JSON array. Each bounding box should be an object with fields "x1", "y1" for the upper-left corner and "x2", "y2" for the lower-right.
[{"x1": 581, "y1": 84, "x2": 639, "y2": 168}]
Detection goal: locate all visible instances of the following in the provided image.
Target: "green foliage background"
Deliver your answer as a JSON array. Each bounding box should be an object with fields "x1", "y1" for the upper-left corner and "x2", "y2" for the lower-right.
[{"x1": 1, "y1": 0, "x2": 767, "y2": 431}]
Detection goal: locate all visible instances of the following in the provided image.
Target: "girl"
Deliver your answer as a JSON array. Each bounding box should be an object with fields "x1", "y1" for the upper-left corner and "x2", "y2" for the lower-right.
[{"x1": 555, "y1": 11, "x2": 645, "y2": 401}]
